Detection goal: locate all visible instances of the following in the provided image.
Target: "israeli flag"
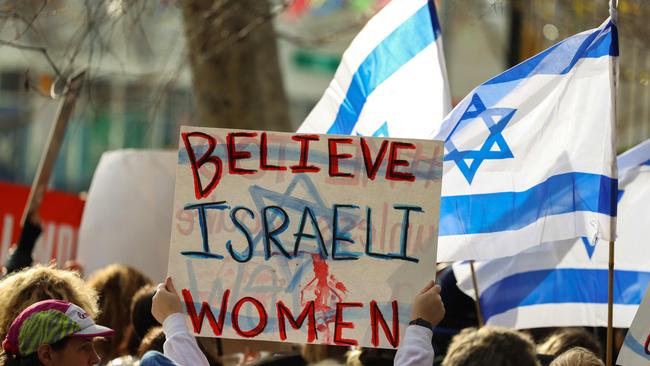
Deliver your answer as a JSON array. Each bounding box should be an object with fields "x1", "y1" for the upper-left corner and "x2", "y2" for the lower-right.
[
  {"x1": 433, "y1": 18, "x2": 619, "y2": 261},
  {"x1": 453, "y1": 139, "x2": 650, "y2": 329},
  {"x1": 297, "y1": 0, "x2": 451, "y2": 138}
]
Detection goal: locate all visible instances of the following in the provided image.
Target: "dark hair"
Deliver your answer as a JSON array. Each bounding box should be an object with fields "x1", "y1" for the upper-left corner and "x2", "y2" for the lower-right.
[
  {"x1": 130, "y1": 285, "x2": 159, "y2": 341},
  {"x1": 137, "y1": 327, "x2": 165, "y2": 358},
  {"x1": 2, "y1": 337, "x2": 69, "y2": 366}
]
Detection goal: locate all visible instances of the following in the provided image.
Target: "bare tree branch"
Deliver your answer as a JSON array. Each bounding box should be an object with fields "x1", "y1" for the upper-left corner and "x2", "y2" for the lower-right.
[
  {"x1": 0, "y1": 38, "x2": 61, "y2": 76},
  {"x1": 276, "y1": 22, "x2": 363, "y2": 47},
  {"x1": 197, "y1": 0, "x2": 291, "y2": 62}
]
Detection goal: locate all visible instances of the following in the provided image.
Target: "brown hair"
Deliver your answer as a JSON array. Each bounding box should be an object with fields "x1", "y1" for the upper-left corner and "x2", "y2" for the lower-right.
[
  {"x1": 301, "y1": 344, "x2": 349, "y2": 363},
  {"x1": 137, "y1": 327, "x2": 165, "y2": 358},
  {"x1": 549, "y1": 347, "x2": 604, "y2": 366},
  {"x1": 0, "y1": 265, "x2": 99, "y2": 343},
  {"x1": 87, "y1": 264, "x2": 151, "y2": 361},
  {"x1": 537, "y1": 328, "x2": 601, "y2": 357},
  {"x1": 442, "y1": 326, "x2": 540, "y2": 366}
]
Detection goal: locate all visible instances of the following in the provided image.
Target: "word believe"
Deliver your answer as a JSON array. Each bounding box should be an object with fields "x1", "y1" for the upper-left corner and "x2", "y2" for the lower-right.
[
  {"x1": 182, "y1": 132, "x2": 419, "y2": 199},
  {"x1": 182, "y1": 201, "x2": 423, "y2": 263},
  {"x1": 182, "y1": 289, "x2": 400, "y2": 348}
]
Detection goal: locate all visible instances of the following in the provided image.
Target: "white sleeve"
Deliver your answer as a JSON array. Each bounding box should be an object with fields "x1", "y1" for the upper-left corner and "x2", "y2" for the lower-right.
[
  {"x1": 162, "y1": 313, "x2": 210, "y2": 366},
  {"x1": 393, "y1": 325, "x2": 435, "y2": 366}
]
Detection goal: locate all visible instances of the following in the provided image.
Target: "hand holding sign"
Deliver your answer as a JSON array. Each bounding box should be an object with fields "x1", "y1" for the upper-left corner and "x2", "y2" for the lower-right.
[
  {"x1": 152, "y1": 277, "x2": 182, "y2": 325},
  {"x1": 168, "y1": 127, "x2": 442, "y2": 348},
  {"x1": 412, "y1": 281, "x2": 445, "y2": 328}
]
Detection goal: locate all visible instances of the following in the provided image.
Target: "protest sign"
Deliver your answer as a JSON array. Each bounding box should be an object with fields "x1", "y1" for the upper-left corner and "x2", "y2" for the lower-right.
[
  {"x1": 168, "y1": 127, "x2": 442, "y2": 348},
  {"x1": 618, "y1": 283, "x2": 650, "y2": 365},
  {"x1": 0, "y1": 181, "x2": 85, "y2": 266}
]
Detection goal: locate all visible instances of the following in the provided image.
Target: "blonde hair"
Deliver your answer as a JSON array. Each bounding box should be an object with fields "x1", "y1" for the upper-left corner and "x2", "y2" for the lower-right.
[
  {"x1": 0, "y1": 265, "x2": 99, "y2": 345},
  {"x1": 443, "y1": 326, "x2": 540, "y2": 366},
  {"x1": 538, "y1": 328, "x2": 601, "y2": 356},
  {"x1": 550, "y1": 347, "x2": 604, "y2": 366},
  {"x1": 87, "y1": 264, "x2": 152, "y2": 361}
]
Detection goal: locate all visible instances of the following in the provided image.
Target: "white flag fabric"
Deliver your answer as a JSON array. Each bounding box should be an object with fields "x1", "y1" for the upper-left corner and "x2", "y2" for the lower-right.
[
  {"x1": 297, "y1": 0, "x2": 450, "y2": 138},
  {"x1": 453, "y1": 139, "x2": 650, "y2": 329},
  {"x1": 432, "y1": 18, "x2": 619, "y2": 261}
]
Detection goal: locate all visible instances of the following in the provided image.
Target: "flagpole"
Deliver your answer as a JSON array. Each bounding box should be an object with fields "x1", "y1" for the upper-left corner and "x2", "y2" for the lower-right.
[
  {"x1": 606, "y1": 240, "x2": 615, "y2": 366},
  {"x1": 469, "y1": 260, "x2": 484, "y2": 327},
  {"x1": 606, "y1": 2, "x2": 618, "y2": 366}
]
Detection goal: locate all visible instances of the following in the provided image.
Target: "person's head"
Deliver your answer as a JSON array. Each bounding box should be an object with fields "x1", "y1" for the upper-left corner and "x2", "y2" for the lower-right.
[
  {"x1": 136, "y1": 327, "x2": 165, "y2": 358},
  {"x1": 537, "y1": 328, "x2": 601, "y2": 357},
  {"x1": 442, "y1": 326, "x2": 540, "y2": 366},
  {"x1": 0, "y1": 266, "x2": 99, "y2": 343},
  {"x1": 87, "y1": 264, "x2": 152, "y2": 360},
  {"x1": 345, "y1": 347, "x2": 395, "y2": 366},
  {"x1": 1, "y1": 300, "x2": 114, "y2": 366},
  {"x1": 301, "y1": 344, "x2": 349, "y2": 363},
  {"x1": 130, "y1": 285, "x2": 160, "y2": 343},
  {"x1": 549, "y1": 347, "x2": 604, "y2": 366}
]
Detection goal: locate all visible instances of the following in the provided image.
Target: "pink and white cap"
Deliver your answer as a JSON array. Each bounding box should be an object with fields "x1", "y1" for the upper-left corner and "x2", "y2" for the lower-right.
[{"x1": 2, "y1": 299, "x2": 115, "y2": 356}]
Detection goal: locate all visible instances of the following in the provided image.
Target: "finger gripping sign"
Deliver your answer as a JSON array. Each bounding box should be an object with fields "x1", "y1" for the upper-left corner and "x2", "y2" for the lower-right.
[{"x1": 168, "y1": 126, "x2": 443, "y2": 348}]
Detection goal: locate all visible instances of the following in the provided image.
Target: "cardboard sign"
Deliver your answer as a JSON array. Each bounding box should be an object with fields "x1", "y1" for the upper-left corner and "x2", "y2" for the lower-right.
[
  {"x1": 168, "y1": 127, "x2": 442, "y2": 348},
  {"x1": 618, "y1": 283, "x2": 650, "y2": 365},
  {"x1": 0, "y1": 181, "x2": 85, "y2": 266}
]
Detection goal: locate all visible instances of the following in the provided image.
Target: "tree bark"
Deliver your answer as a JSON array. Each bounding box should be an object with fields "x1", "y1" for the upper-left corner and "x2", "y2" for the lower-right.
[{"x1": 180, "y1": 0, "x2": 292, "y2": 132}]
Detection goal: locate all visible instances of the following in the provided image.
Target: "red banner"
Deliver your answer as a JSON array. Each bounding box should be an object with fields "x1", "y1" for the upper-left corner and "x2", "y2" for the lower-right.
[{"x1": 0, "y1": 181, "x2": 85, "y2": 266}]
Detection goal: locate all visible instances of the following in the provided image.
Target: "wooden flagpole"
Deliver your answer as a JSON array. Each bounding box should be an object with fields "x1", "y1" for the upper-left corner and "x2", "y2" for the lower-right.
[
  {"x1": 606, "y1": 2, "x2": 618, "y2": 365},
  {"x1": 20, "y1": 70, "x2": 86, "y2": 226},
  {"x1": 606, "y1": 240, "x2": 615, "y2": 366},
  {"x1": 469, "y1": 260, "x2": 484, "y2": 327}
]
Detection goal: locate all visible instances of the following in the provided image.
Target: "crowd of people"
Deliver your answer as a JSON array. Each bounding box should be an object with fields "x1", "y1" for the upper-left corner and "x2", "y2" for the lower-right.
[{"x1": 0, "y1": 211, "x2": 614, "y2": 365}]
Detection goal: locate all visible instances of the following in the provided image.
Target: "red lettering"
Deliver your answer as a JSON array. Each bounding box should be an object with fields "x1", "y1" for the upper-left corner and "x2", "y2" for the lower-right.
[
  {"x1": 182, "y1": 132, "x2": 223, "y2": 199},
  {"x1": 645, "y1": 333, "x2": 650, "y2": 355},
  {"x1": 260, "y1": 132, "x2": 286, "y2": 171},
  {"x1": 277, "y1": 301, "x2": 317, "y2": 342},
  {"x1": 182, "y1": 289, "x2": 230, "y2": 336},
  {"x1": 386, "y1": 142, "x2": 416, "y2": 182},
  {"x1": 370, "y1": 300, "x2": 399, "y2": 348},
  {"x1": 328, "y1": 138, "x2": 354, "y2": 178},
  {"x1": 231, "y1": 297, "x2": 268, "y2": 338},
  {"x1": 226, "y1": 132, "x2": 257, "y2": 175},
  {"x1": 290, "y1": 135, "x2": 320, "y2": 173},
  {"x1": 360, "y1": 138, "x2": 389, "y2": 180},
  {"x1": 333, "y1": 302, "x2": 363, "y2": 346}
]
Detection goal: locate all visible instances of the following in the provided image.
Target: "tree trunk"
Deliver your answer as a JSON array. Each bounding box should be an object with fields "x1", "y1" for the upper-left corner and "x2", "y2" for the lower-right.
[{"x1": 181, "y1": 0, "x2": 292, "y2": 132}]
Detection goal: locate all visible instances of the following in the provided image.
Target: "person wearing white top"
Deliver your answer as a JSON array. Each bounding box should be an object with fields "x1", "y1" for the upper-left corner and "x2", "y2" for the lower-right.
[
  {"x1": 150, "y1": 276, "x2": 445, "y2": 366},
  {"x1": 393, "y1": 280, "x2": 445, "y2": 366},
  {"x1": 150, "y1": 277, "x2": 210, "y2": 366}
]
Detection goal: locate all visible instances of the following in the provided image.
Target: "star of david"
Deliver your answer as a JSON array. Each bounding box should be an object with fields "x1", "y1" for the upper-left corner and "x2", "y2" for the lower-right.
[
  {"x1": 444, "y1": 94, "x2": 516, "y2": 184},
  {"x1": 355, "y1": 121, "x2": 389, "y2": 137},
  {"x1": 248, "y1": 174, "x2": 359, "y2": 255}
]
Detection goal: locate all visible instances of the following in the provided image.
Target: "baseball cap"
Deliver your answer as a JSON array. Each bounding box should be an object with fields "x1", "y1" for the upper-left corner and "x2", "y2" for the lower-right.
[{"x1": 2, "y1": 299, "x2": 115, "y2": 356}]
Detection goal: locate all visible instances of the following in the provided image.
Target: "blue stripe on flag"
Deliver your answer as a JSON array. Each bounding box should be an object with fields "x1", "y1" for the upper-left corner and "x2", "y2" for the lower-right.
[
  {"x1": 327, "y1": 4, "x2": 437, "y2": 135},
  {"x1": 480, "y1": 269, "x2": 650, "y2": 320},
  {"x1": 439, "y1": 172, "x2": 617, "y2": 236},
  {"x1": 485, "y1": 21, "x2": 617, "y2": 85},
  {"x1": 427, "y1": 0, "x2": 442, "y2": 39}
]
